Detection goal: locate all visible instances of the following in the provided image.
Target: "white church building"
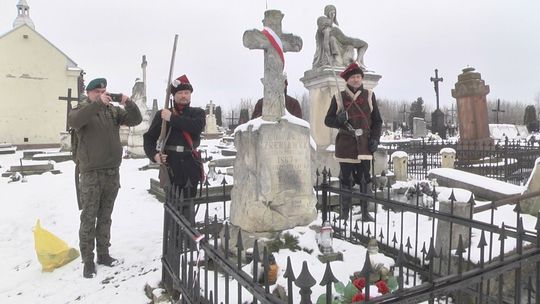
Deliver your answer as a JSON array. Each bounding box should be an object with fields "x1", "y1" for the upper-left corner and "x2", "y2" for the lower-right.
[{"x1": 0, "y1": 0, "x2": 82, "y2": 147}]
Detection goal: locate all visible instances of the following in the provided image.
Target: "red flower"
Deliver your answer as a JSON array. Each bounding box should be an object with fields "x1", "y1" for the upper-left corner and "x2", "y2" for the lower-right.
[
  {"x1": 353, "y1": 277, "x2": 366, "y2": 290},
  {"x1": 375, "y1": 280, "x2": 390, "y2": 294},
  {"x1": 352, "y1": 292, "x2": 365, "y2": 303}
]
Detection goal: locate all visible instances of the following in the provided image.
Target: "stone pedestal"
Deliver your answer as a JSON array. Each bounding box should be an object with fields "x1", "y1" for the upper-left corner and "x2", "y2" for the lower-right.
[
  {"x1": 126, "y1": 124, "x2": 148, "y2": 158},
  {"x1": 126, "y1": 81, "x2": 151, "y2": 158},
  {"x1": 203, "y1": 101, "x2": 222, "y2": 139},
  {"x1": 373, "y1": 148, "x2": 389, "y2": 177},
  {"x1": 521, "y1": 158, "x2": 540, "y2": 216},
  {"x1": 440, "y1": 148, "x2": 456, "y2": 169},
  {"x1": 412, "y1": 117, "x2": 427, "y2": 139},
  {"x1": 451, "y1": 67, "x2": 493, "y2": 148},
  {"x1": 230, "y1": 119, "x2": 317, "y2": 234},
  {"x1": 431, "y1": 109, "x2": 446, "y2": 139},
  {"x1": 391, "y1": 151, "x2": 408, "y2": 182},
  {"x1": 203, "y1": 114, "x2": 221, "y2": 139},
  {"x1": 59, "y1": 131, "x2": 71, "y2": 152},
  {"x1": 434, "y1": 193, "x2": 472, "y2": 275},
  {"x1": 120, "y1": 126, "x2": 129, "y2": 146},
  {"x1": 301, "y1": 68, "x2": 381, "y2": 175}
]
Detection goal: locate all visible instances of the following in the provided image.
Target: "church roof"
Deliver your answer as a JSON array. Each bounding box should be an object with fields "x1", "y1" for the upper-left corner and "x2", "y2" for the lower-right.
[{"x1": 0, "y1": 24, "x2": 80, "y2": 69}]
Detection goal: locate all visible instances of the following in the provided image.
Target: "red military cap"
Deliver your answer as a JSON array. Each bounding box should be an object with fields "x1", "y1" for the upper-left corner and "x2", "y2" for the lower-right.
[
  {"x1": 340, "y1": 62, "x2": 364, "y2": 80},
  {"x1": 171, "y1": 74, "x2": 193, "y2": 94}
]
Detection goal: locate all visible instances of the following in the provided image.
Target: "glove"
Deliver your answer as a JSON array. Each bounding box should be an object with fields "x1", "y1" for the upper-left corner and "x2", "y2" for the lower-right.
[
  {"x1": 336, "y1": 111, "x2": 348, "y2": 127},
  {"x1": 368, "y1": 138, "x2": 379, "y2": 153}
]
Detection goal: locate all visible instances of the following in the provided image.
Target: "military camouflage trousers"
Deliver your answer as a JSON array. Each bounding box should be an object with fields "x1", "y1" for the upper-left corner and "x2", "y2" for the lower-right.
[{"x1": 79, "y1": 168, "x2": 120, "y2": 263}]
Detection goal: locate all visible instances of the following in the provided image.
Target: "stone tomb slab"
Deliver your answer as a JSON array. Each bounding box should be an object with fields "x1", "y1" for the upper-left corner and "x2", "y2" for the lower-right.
[
  {"x1": 23, "y1": 150, "x2": 47, "y2": 159},
  {"x1": 32, "y1": 152, "x2": 72, "y2": 163},
  {"x1": 0, "y1": 146, "x2": 17, "y2": 155},
  {"x1": 2, "y1": 160, "x2": 58, "y2": 177}
]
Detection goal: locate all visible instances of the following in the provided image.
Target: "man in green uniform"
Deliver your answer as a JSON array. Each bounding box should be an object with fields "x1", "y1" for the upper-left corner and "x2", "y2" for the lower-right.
[{"x1": 68, "y1": 78, "x2": 142, "y2": 278}]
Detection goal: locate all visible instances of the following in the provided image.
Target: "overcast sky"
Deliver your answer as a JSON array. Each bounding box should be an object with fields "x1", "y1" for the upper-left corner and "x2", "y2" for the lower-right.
[{"x1": 2, "y1": 0, "x2": 540, "y2": 112}]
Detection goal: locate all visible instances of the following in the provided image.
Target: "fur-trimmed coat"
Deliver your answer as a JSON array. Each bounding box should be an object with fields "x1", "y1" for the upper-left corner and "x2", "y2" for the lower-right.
[{"x1": 324, "y1": 85, "x2": 383, "y2": 163}]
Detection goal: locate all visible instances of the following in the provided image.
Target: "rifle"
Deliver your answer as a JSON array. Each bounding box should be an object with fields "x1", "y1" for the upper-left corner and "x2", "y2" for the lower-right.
[
  {"x1": 157, "y1": 34, "x2": 179, "y2": 188},
  {"x1": 324, "y1": 52, "x2": 358, "y2": 135}
]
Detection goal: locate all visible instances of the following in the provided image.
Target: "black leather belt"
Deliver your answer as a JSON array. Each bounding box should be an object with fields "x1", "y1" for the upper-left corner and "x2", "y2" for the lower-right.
[{"x1": 165, "y1": 145, "x2": 191, "y2": 152}]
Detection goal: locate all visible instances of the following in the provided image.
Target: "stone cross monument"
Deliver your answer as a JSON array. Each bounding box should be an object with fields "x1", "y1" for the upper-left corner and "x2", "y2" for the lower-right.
[
  {"x1": 430, "y1": 69, "x2": 446, "y2": 138},
  {"x1": 491, "y1": 98, "x2": 505, "y2": 124},
  {"x1": 203, "y1": 100, "x2": 221, "y2": 139},
  {"x1": 229, "y1": 10, "x2": 316, "y2": 248},
  {"x1": 243, "y1": 10, "x2": 302, "y2": 121},
  {"x1": 126, "y1": 58, "x2": 151, "y2": 158}
]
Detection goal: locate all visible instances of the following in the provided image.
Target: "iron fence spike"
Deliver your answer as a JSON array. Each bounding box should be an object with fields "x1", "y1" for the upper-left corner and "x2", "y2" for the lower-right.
[
  {"x1": 513, "y1": 202, "x2": 522, "y2": 213},
  {"x1": 498, "y1": 223, "x2": 507, "y2": 241},
  {"x1": 236, "y1": 230, "x2": 244, "y2": 251},
  {"x1": 477, "y1": 230, "x2": 487, "y2": 248},
  {"x1": 320, "y1": 262, "x2": 339, "y2": 286},
  {"x1": 360, "y1": 251, "x2": 374, "y2": 274},
  {"x1": 295, "y1": 261, "x2": 316, "y2": 288},
  {"x1": 467, "y1": 193, "x2": 476, "y2": 206},
  {"x1": 283, "y1": 256, "x2": 296, "y2": 280},
  {"x1": 448, "y1": 189, "x2": 456, "y2": 203}
]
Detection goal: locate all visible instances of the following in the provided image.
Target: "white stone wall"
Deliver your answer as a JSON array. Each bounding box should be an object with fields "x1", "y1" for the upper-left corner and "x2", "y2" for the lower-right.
[{"x1": 0, "y1": 25, "x2": 81, "y2": 145}]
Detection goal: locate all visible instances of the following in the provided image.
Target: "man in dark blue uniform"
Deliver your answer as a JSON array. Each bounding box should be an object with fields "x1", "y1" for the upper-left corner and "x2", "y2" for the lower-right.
[{"x1": 143, "y1": 75, "x2": 206, "y2": 199}]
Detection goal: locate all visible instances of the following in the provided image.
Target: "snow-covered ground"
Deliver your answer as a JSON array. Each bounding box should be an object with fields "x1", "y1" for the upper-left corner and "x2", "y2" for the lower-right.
[
  {"x1": 1, "y1": 137, "x2": 537, "y2": 303},
  {"x1": 1, "y1": 150, "x2": 163, "y2": 303},
  {"x1": 0, "y1": 142, "x2": 393, "y2": 303}
]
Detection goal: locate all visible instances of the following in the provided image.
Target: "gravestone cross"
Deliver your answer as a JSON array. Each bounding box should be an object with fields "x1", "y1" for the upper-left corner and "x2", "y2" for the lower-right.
[
  {"x1": 243, "y1": 10, "x2": 302, "y2": 121},
  {"x1": 399, "y1": 104, "x2": 410, "y2": 126},
  {"x1": 430, "y1": 69, "x2": 443, "y2": 110},
  {"x1": 448, "y1": 102, "x2": 457, "y2": 125},
  {"x1": 492, "y1": 98, "x2": 505, "y2": 124},
  {"x1": 226, "y1": 110, "x2": 235, "y2": 123},
  {"x1": 58, "y1": 88, "x2": 76, "y2": 131}
]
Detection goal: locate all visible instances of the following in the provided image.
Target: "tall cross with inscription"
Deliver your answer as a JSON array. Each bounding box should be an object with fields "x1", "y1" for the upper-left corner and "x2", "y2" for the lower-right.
[
  {"x1": 58, "y1": 88, "x2": 77, "y2": 131},
  {"x1": 492, "y1": 98, "x2": 505, "y2": 124},
  {"x1": 430, "y1": 69, "x2": 443, "y2": 110},
  {"x1": 243, "y1": 10, "x2": 302, "y2": 121}
]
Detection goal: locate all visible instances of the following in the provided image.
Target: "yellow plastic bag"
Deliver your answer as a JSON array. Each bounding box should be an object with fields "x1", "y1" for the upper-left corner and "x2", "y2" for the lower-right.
[{"x1": 33, "y1": 219, "x2": 80, "y2": 272}]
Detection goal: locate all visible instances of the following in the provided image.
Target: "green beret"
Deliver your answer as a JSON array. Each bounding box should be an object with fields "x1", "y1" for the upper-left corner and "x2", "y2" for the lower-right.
[{"x1": 86, "y1": 78, "x2": 107, "y2": 91}]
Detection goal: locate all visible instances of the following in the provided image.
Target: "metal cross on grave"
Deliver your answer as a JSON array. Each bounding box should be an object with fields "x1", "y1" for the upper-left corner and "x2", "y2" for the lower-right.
[
  {"x1": 243, "y1": 10, "x2": 302, "y2": 121},
  {"x1": 226, "y1": 110, "x2": 237, "y2": 130},
  {"x1": 430, "y1": 69, "x2": 443, "y2": 110},
  {"x1": 399, "y1": 104, "x2": 410, "y2": 126},
  {"x1": 58, "y1": 88, "x2": 77, "y2": 131},
  {"x1": 492, "y1": 98, "x2": 505, "y2": 124}
]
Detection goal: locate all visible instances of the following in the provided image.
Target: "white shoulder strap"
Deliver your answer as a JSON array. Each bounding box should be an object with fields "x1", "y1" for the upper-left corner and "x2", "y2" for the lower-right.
[{"x1": 367, "y1": 89, "x2": 373, "y2": 113}]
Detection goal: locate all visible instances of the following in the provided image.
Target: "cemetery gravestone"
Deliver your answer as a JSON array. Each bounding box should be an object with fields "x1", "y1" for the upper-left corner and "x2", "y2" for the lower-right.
[{"x1": 229, "y1": 10, "x2": 316, "y2": 244}]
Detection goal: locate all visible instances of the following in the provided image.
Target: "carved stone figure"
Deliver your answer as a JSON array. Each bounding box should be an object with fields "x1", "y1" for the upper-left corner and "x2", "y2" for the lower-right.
[{"x1": 312, "y1": 5, "x2": 368, "y2": 69}]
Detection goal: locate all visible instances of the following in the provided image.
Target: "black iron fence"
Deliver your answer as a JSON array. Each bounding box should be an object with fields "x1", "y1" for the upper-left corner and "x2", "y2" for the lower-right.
[
  {"x1": 317, "y1": 169, "x2": 540, "y2": 303},
  {"x1": 384, "y1": 138, "x2": 540, "y2": 184},
  {"x1": 161, "y1": 172, "x2": 540, "y2": 303}
]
